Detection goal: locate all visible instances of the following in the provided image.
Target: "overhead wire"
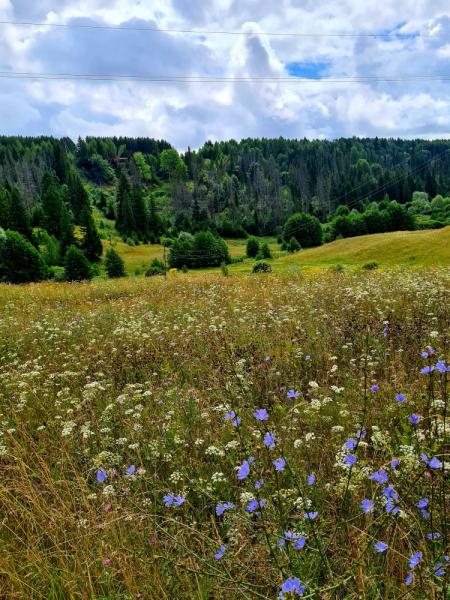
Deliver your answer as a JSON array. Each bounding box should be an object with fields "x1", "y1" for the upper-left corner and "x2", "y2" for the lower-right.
[{"x1": 0, "y1": 20, "x2": 448, "y2": 38}]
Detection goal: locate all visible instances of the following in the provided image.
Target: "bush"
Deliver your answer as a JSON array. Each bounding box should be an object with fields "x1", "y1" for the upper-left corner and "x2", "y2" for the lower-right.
[
  {"x1": 64, "y1": 245, "x2": 92, "y2": 282},
  {"x1": 126, "y1": 237, "x2": 135, "y2": 247},
  {"x1": 231, "y1": 256, "x2": 245, "y2": 264},
  {"x1": 281, "y1": 240, "x2": 288, "y2": 251},
  {"x1": 252, "y1": 261, "x2": 272, "y2": 273},
  {"x1": 330, "y1": 264, "x2": 345, "y2": 273},
  {"x1": 0, "y1": 230, "x2": 49, "y2": 284},
  {"x1": 220, "y1": 262, "x2": 229, "y2": 276},
  {"x1": 168, "y1": 231, "x2": 231, "y2": 269},
  {"x1": 104, "y1": 249, "x2": 126, "y2": 278},
  {"x1": 288, "y1": 237, "x2": 301, "y2": 253},
  {"x1": 362, "y1": 261, "x2": 378, "y2": 271},
  {"x1": 145, "y1": 258, "x2": 165, "y2": 277},
  {"x1": 260, "y1": 243, "x2": 272, "y2": 259},
  {"x1": 246, "y1": 237, "x2": 260, "y2": 258},
  {"x1": 181, "y1": 264, "x2": 188, "y2": 273},
  {"x1": 277, "y1": 235, "x2": 283, "y2": 244},
  {"x1": 283, "y1": 213, "x2": 323, "y2": 247},
  {"x1": 49, "y1": 266, "x2": 66, "y2": 282}
]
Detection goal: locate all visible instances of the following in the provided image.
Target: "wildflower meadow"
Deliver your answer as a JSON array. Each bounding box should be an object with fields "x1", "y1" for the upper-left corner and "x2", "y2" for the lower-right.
[{"x1": 1, "y1": 268, "x2": 450, "y2": 599}]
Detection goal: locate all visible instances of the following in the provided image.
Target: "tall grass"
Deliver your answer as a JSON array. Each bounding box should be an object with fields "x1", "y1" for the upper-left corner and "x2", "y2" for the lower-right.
[{"x1": 1, "y1": 268, "x2": 450, "y2": 598}]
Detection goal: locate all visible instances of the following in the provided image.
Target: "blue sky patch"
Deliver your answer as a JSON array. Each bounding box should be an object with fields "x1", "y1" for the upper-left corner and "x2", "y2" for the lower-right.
[{"x1": 285, "y1": 62, "x2": 330, "y2": 79}]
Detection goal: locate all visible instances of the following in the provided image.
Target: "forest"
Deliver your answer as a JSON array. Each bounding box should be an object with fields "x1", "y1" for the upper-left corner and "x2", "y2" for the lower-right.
[{"x1": 1, "y1": 133, "x2": 450, "y2": 283}]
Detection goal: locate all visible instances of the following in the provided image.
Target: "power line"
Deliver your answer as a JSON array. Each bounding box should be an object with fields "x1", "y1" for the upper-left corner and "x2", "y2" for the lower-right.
[
  {"x1": 2, "y1": 71, "x2": 450, "y2": 84},
  {"x1": 0, "y1": 20, "x2": 448, "y2": 38}
]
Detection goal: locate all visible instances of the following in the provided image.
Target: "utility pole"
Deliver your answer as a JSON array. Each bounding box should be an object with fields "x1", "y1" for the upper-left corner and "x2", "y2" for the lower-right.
[{"x1": 164, "y1": 244, "x2": 167, "y2": 279}]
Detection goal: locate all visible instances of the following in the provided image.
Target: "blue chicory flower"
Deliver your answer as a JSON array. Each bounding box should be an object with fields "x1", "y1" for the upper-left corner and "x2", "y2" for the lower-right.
[
  {"x1": 237, "y1": 461, "x2": 250, "y2": 480},
  {"x1": 421, "y1": 351, "x2": 429, "y2": 358},
  {"x1": 304, "y1": 511, "x2": 318, "y2": 519},
  {"x1": 391, "y1": 459, "x2": 399, "y2": 467},
  {"x1": 361, "y1": 499, "x2": 375, "y2": 514},
  {"x1": 369, "y1": 470, "x2": 388, "y2": 484},
  {"x1": 287, "y1": 390, "x2": 299, "y2": 398},
  {"x1": 164, "y1": 493, "x2": 175, "y2": 507},
  {"x1": 356, "y1": 427, "x2": 366, "y2": 439},
  {"x1": 344, "y1": 454, "x2": 357, "y2": 467},
  {"x1": 295, "y1": 537, "x2": 306, "y2": 550},
  {"x1": 428, "y1": 457, "x2": 442, "y2": 469},
  {"x1": 409, "y1": 552, "x2": 422, "y2": 569},
  {"x1": 428, "y1": 533, "x2": 441, "y2": 539},
  {"x1": 396, "y1": 394, "x2": 405, "y2": 403},
  {"x1": 214, "y1": 545, "x2": 226, "y2": 560},
  {"x1": 264, "y1": 432, "x2": 275, "y2": 449},
  {"x1": 97, "y1": 469, "x2": 107, "y2": 483},
  {"x1": 273, "y1": 458, "x2": 286, "y2": 472},
  {"x1": 418, "y1": 498, "x2": 429, "y2": 509},
  {"x1": 435, "y1": 563, "x2": 446, "y2": 576},
  {"x1": 254, "y1": 409, "x2": 269, "y2": 421},
  {"x1": 374, "y1": 542, "x2": 388, "y2": 552},
  {"x1": 173, "y1": 495, "x2": 185, "y2": 507},
  {"x1": 436, "y1": 361, "x2": 450, "y2": 373},
  {"x1": 405, "y1": 572, "x2": 413, "y2": 586},
  {"x1": 421, "y1": 366, "x2": 435, "y2": 374},
  {"x1": 386, "y1": 497, "x2": 400, "y2": 515},
  {"x1": 371, "y1": 385, "x2": 379, "y2": 392},
  {"x1": 280, "y1": 577, "x2": 306, "y2": 598},
  {"x1": 382, "y1": 485, "x2": 398, "y2": 500},
  {"x1": 284, "y1": 531, "x2": 300, "y2": 540},
  {"x1": 255, "y1": 479, "x2": 264, "y2": 489},
  {"x1": 345, "y1": 438, "x2": 357, "y2": 450},
  {"x1": 307, "y1": 473, "x2": 315, "y2": 485},
  {"x1": 247, "y1": 499, "x2": 258, "y2": 513},
  {"x1": 216, "y1": 502, "x2": 234, "y2": 516},
  {"x1": 125, "y1": 465, "x2": 135, "y2": 477},
  {"x1": 409, "y1": 414, "x2": 420, "y2": 424}
]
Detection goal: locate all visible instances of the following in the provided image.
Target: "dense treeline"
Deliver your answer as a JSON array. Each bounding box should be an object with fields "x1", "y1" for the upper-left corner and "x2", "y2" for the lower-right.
[{"x1": 1, "y1": 133, "x2": 450, "y2": 283}]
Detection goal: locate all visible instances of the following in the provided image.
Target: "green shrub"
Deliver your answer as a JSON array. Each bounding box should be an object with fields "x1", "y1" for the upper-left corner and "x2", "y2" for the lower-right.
[
  {"x1": 231, "y1": 256, "x2": 245, "y2": 264},
  {"x1": 181, "y1": 265, "x2": 188, "y2": 273},
  {"x1": 126, "y1": 237, "x2": 135, "y2": 247},
  {"x1": 104, "y1": 249, "x2": 126, "y2": 278},
  {"x1": 145, "y1": 258, "x2": 165, "y2": 277},
  {"x1": 168, "y1": 231, "x2": 230, "y2": 269},
  {"x1": 330, "y1": 264, "x2": 345, "y2": 273},
  {"x1": 277, "y1": 235, "x2": 283, "y2": 244},
  {"x1": 64, "y1": 245, "x2": 92, "y2": 282},
  {"x1": 0, "y1": 229, "x2": 49, "y2": 284},
  {"x1": 362, "y1": 261, "x2": 378, "y2": 271},
  {"x1": 246, "y1": 237, "x2": 260, "y2": 258},
  {"x1": 50, "y1": 266, "x2": 66, "y2": 282},
  {"x1": 281, "y1": 240, "x2": 288, "y2": 251},
  {"x1": 252, "y1": 261, "x2": 272, "y2": 273},
  {"x1": 283, "y1": 213, "x2": 323, "y2": 247},
  {"x1": 288, "y1": 237, "x2": 301, "y2": 253},
  {"x1": 220, "y1": 262, "x2": 229, "y2": 276},
  {"x1": 260, "y1": 243, "x2": 272, "y2": 259}
]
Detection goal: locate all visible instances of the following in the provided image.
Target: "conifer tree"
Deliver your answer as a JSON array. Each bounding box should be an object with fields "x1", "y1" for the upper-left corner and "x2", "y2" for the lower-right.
[
  {"x1": 0, "y1": 185, "x2": 10, "y2": 230},
  {"x1": 131, "y1": 185, "x2": 149, "y2": 237},
  {"x1": 104, "y1": 248, "x2": 126, "y2": 278},
  {"x1": 42, "y1": 184, "x2": 63, "y2": 238},
  {"x1": 68, "y1": 171, "x2": 90, "y2": 223},
  {"x1": 64, "y1": 245, "x2": 92, "y2": 281},
  {"x1": 79, "y1": 206, "x2": 103, "y2": 262},
  {"x1": 121, "y1": 190, "x2": 135, "y2": 237},
  {"x1": 0, "y1": 230, "x2": 49, "y2": 284},
  {"x1": 148, "y1": 194, "x2": 161, "y2": 235},
  {"x1": 9, "y1": 185, "x2": 33, "y2": 241},
  {"x1": 59, "y1": 202, "x2": 77, "y2": 258},
  {"x1": 115, "y1": 170, "x2": 131, "y2": 232},
  {"x1": 54, "y1": 143, "x2": 69, "y2": 184}
]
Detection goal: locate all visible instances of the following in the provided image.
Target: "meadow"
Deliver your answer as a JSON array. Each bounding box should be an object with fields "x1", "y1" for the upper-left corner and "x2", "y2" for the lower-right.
[{"x1": 1, "y1": 267, "x2": 450, "y2": 599}]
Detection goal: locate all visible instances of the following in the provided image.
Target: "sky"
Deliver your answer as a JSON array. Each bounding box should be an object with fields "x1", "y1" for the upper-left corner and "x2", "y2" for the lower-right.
[{"x1": 1, "y1": 0, "x2": 450, "y2": 150}]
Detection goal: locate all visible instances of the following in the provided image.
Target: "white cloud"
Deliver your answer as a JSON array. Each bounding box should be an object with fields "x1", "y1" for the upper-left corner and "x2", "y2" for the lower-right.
[{"x1": 1, "y1": 0, "x2": 450, "y2": 148}]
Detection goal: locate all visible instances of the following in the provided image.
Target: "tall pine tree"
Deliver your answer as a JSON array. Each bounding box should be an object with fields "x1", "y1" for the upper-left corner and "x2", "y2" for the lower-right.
[
  {"x1": 131, "y1": 185, "x2": 149, "y2": 237},
  {"x1": 115, "y1": 170, "x2": 131, "y2": 233},
  {"x1": 59, "y1": 202, "x2": 77, "y2": 258},
  {"x1": 0, "y1": 185, "x2": 10, "y2": 230},
  {"x1": 79, "y1": 206, "x2": 103, "y2": 262},
  {"x1": 9, "y1": 185, "x2": 33, "y2": 241},
  {"x1": 68, "y1": 171, "x2": 90, "y2": 223},
  {"x1": 42, "y1": 184, "x2": 63, "y2": 238}
]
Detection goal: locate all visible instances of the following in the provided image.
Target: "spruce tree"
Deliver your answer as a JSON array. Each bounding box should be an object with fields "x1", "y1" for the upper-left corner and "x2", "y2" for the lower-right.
[
  {"x1": 68, "y1": 171, "x2": 90, "y2": 223},
  {"x1": 115, "y1": 170, "x2": 131, "y2": 233},
  {"x1": 0, "y1": 185, "x2": 10, "y2": 230},
  {"x1": 64, "y1": 245, "x2": 92, "y2": 281},
  {"x1": 131, "y1": 185, "x2": 149, "y2": 236},
  {"x1": 121, "y1": 190, "x2": 135, "y2": 237},
  {"x1": 79, "y1": 207, "x2": 103, "y2": 262},
  {"x1": 42, "y1": 184, "x2": 63, "y2": 238},
  {"x1": 9, "y1": 185, "x2": 33, "y2": 241},
  {"x1": 104, "y1": 248, "x2": 126, "y2": 278},
  {"x1": 54, "y1": 143, "x2": 69, "y2": 184},
  {"x1": 59, "y1": 202, "x2": 77, "y2": 258},
  {"x1": 148, "y1": 195, "x2": 161, "y2": 235}
]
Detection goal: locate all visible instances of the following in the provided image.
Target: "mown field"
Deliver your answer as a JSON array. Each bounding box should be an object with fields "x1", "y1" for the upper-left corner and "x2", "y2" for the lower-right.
[
  {"x1": 1, "y1": 268, "x2": 450, "y2": 599},
  {"x1": 90, "y1": 217, "x2": 450, "y2": 276}
]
